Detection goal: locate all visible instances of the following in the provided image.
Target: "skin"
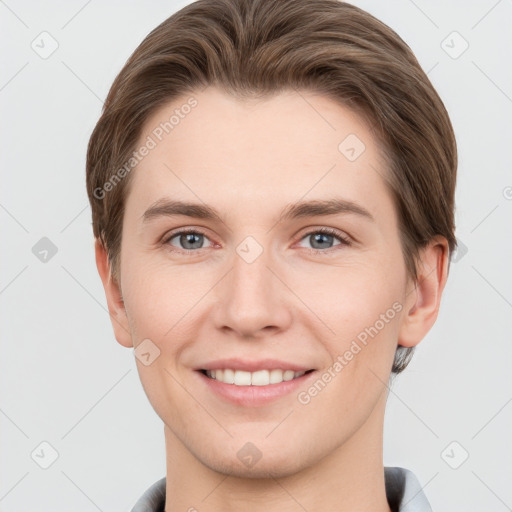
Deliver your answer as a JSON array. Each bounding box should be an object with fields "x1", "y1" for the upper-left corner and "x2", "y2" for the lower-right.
[{"x1": 95, "y1": 86, "x2": 449, "y2": 512}]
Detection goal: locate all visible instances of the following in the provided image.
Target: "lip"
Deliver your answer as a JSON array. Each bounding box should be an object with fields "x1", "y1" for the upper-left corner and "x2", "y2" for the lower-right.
[
  {"x1": 195, "y1": 368, "x2": 318, "y2": 407},
  {"x1": 195, "y1": 358, "x2": 315, "y2": 373}
]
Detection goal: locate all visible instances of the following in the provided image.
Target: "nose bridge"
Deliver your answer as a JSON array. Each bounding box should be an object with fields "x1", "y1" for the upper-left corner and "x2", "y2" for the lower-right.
[
  {"x1": 232, "y1": 238, "x2": 272, "y2": 297},
  {"x1": 214, "y1": 234, "x2": 290, "y2": 336}
]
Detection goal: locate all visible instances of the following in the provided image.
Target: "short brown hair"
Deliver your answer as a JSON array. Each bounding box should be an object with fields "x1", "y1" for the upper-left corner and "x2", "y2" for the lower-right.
[{"x1": 86, "y1": 0, "x2": 457, "y2": 374}]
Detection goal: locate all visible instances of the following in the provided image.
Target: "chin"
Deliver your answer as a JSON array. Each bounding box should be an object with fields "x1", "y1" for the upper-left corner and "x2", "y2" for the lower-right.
[
  {"x1": 209, "y1": 456, "x2": 305, "y2": 480},
  {"x1": 197, "y1": 442, "x2": 309, "y2": 480}
]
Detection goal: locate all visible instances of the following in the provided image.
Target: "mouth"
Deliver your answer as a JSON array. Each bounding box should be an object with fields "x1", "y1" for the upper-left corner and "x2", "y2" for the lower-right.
[
  {"x1": 195, "y1": 367, "x2": 318, "y2": 407},
  {"x1": 198, "y1": 368, "x2": 316, "y2": 386}
]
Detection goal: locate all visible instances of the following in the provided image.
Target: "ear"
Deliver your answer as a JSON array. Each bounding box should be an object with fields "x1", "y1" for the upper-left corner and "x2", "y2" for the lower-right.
[
  {"x1": 94, "y1": 238, "x2": 133, "y2": 348},
  {"x1": 398, "y1": 235, "x2": 450, "y2": 348}
]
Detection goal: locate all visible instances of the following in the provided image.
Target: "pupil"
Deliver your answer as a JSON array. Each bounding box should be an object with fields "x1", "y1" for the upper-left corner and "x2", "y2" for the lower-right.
[
  {"x1": 311, "y1": 233, "x2": 332, "y2": 249},
  {"x1": 182, "y1": 233, "x2": 202, "y2": 249}
]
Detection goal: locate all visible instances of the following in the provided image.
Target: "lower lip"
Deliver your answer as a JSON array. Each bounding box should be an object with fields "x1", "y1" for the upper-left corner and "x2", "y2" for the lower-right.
[{"x1": 195, "y1": 370, "x2": 317, "y2": 407}]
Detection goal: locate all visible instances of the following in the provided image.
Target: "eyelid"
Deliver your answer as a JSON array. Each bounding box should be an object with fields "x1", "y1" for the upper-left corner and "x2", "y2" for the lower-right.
[
  {"x1": 162, "y1": 225, "x2": 354, "y2": 255},
  {"x1": 161, "y1": 227, "x2": 215, "y2": 251},
  {"x1": 295, "y1": 226, "x2": 353, "y2": 250}
]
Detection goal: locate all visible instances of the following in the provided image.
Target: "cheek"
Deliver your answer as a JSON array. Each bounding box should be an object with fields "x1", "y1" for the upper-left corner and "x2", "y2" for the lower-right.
[
  {"x1": 288, "y1": 254, "x2": 403, "y2": 332},
  {"x1": 121, "y1": 255, "x2": 199, "y2": 342},
  {"x1": 121, "y1": 260, "x2": 200, "y2": 424},
  {"x1": 288, "y1": 258, "x2": 404, "y2": 392},
  {"x1": 294, "y1": 269, "x2": 402, "y2": 431}
]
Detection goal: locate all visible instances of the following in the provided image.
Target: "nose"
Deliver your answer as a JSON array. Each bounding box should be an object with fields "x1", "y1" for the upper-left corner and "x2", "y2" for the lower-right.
[{"x1": 212, "y1": 243, "x2": 292, "y2": 339}]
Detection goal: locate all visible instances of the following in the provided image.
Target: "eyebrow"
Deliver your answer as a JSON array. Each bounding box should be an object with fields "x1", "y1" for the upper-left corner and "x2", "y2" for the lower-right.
[{"x1": 140, "y1": 197, "x2": 375, "y2": 225}]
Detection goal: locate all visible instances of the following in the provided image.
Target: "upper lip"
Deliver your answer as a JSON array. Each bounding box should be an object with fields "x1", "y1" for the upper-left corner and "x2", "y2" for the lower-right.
[{"x1": 196, "y1": 358, "x2": 315, "y2": 372}]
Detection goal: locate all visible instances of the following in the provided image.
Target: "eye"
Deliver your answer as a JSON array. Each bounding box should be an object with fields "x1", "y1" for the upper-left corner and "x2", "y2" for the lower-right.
[
  {"x1": 297, "y1": 227, "x2": 351, "y2": 253},
  {"x1": 163, "y1": 229, "x2": 214, "y2": 253},
  {"x1": 162, "y1": 227, "x2": 351, "y2": 255}
]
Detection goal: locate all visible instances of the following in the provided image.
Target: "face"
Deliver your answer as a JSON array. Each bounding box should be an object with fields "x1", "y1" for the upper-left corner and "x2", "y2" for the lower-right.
[{"x1": 114, "y1": 86, "x2": 416, "y2": 477}]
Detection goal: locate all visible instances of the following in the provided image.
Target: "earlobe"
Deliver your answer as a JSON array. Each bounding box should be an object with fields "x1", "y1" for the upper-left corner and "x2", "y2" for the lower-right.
[
  {"x1": 397, "y1": 236, "x2": 449, "y2": 348},
  {"x1": 94, "y1": 239, "x2": 133, "y2": 348}
]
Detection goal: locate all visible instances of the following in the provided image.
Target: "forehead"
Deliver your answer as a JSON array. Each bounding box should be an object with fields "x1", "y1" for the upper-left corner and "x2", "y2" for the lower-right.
[{"x1": 126, "y1": 86, "x2": 393, "y2": 221}]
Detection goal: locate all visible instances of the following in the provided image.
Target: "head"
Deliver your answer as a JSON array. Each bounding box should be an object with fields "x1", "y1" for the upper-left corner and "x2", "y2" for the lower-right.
[{"x1": 87, "y1": 0, "x2": 456, "y2": 477}]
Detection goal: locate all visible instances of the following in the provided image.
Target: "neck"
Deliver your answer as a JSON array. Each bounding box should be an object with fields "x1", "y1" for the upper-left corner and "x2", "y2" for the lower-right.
[{"x1": 163, "y1": 391, "x2": 391, "y2": 512}]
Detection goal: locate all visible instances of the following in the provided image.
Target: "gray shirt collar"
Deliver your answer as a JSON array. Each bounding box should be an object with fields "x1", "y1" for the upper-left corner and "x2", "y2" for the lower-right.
[{"x1": 131, "y1": 466, "x2": 432, "y2": 512}]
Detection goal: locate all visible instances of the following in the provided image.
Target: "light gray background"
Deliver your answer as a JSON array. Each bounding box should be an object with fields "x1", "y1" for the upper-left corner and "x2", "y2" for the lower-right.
[{"x1": 1, "y1": 0, "x2": 511, "y2": 510}]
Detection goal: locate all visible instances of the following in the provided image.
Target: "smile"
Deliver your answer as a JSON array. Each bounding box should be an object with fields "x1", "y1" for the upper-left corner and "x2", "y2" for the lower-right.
[
  {"x1": 201, "y1": 368, "x2": 315, "y2": 386},
  {"x1": 196, "y1": 368, "x2": 318, "y2": 407}
]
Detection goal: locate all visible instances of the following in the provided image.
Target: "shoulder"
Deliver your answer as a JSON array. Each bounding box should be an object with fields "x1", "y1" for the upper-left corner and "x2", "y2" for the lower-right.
[
  {"x1": 131, "y1": 468, "x2": 433, "y2": 512},
  {"x1": 384, "y1": 466, "x2": 433, "y2": 512},
  {"x1": 130, "y1": 476, "x2": 166, "y2": 512}
]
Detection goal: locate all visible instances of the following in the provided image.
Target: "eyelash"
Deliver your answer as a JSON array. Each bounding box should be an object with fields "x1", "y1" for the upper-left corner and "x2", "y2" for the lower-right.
[{"x1": 162, "y1": 227, "x2": 352, "y2": 256}]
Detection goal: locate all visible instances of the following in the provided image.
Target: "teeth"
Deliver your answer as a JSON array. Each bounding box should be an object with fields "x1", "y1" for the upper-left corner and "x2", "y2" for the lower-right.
[{"x1": 205, "y1": 369, "x2": 307, "y2": 386}]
